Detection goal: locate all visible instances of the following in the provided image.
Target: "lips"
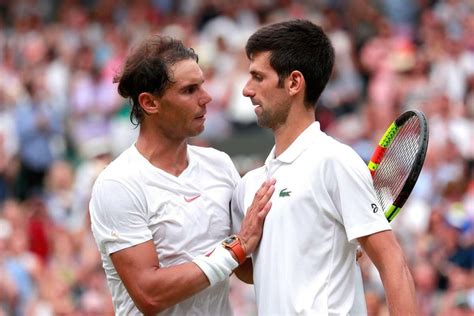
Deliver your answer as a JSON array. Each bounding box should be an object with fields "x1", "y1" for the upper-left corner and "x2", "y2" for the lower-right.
[
  {"x1": 195, "y1": 112, "x2": 206, "y2": 119},
  {"x1": 253, "y1": 103, "x2": 262, "y2": 114},
  {"x1": 251, "y1": 99, "x2": 262, "y2": 109}
]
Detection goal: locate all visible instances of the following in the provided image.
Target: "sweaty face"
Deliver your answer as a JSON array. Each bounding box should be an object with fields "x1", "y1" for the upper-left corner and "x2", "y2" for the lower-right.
[
  {"x1": 156, "y1": 59, "x2": 211, "y2": 139},
  {"x1": 242, "y1": 52, "x2": 291, "y2": 129}
]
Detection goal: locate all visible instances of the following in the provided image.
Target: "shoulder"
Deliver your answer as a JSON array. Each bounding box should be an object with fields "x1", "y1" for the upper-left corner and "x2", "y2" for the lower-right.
[
  {"x1": 94, "y1": 146, "x2": 140, "y2": 187},
  {"x1": 90, "y1": 148, "x2": 147, "y2": 218},
  {"x1": 318, "y1": 132, "x2": 359, "y2": 157},
  {"x1": 303, "y1": 133, "x2": 370, "y2": 184},
  {"x1": 313, "y1": 133, "x2": 366, "y2": 167}
]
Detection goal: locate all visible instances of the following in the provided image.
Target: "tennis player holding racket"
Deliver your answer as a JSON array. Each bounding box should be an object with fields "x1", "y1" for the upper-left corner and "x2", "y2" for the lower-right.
[{"x1": 232, "y1": 20, "x2": 418, "y2": 315}]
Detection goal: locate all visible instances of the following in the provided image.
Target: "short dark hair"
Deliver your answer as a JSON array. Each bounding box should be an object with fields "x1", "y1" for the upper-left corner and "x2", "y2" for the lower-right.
[
  {"x1": 114, "y1": 35, "x2": 198, "y2": 126},
  {"x1": 245, "y1": 19, "x2": 334, "y2": 107}
]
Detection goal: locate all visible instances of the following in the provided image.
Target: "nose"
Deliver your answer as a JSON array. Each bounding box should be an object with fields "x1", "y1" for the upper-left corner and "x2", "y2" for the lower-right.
[
  {"x1": 199, "y1": 88, "x2": 212, "y2": 107},
  {"x1": 242, "y1": 80, "x2": 254, "y2": 98}
]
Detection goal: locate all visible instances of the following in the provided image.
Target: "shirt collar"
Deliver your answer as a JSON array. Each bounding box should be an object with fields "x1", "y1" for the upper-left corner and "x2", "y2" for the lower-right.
[
  {"x1": 131, "y1": 143, "x2": 197, "y2": 179},
  {"x1": 265, "y1": 121, "x2": 322, "y2": 166}
]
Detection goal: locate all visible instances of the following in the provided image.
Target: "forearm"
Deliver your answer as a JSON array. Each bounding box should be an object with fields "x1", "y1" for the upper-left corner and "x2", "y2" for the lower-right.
[
  {"x1": 135, "y1": 262, "x2": 209, "y2": 315},
  {"x1": 120, "y1": 244, "x2": 240, "y2": 314},
  {"x1": 378, "y1": 258, "x2": 417, "y2": 315},
  {"x1": 358, "y1": 231, "x2": 418, "y2": 315},
  {"x1": 110, "y1": 239, "x2": 224, "y2": 315}
]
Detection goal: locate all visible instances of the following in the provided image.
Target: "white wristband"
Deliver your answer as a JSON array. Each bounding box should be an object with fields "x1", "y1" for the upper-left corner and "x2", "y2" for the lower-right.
[{"x1": 192, "y1": 244, "x2": 239, "y2": 286}]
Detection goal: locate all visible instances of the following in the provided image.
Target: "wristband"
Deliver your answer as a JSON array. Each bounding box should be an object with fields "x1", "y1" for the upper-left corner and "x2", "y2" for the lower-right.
[{"x1": 192, "y1": 244, "x2": 238, "y2": 286}]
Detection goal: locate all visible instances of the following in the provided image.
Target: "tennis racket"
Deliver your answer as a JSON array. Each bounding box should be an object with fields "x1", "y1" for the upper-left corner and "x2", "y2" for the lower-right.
[{"x1": 368, "y1": 110, "x2": 429, "y2": 222}]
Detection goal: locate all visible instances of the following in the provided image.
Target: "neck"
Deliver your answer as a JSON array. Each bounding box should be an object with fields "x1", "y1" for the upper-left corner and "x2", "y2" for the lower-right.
[
  {"x1": 273, "y1": 105, "x2": 315, "y2": 157},
  {"x1": 135, "y1": 124, "x2": 188, "y2": 177}
]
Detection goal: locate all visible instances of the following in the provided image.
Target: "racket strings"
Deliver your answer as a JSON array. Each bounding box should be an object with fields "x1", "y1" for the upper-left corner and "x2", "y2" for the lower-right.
[{"x1": 373, "y1": 117, "x2": 421, "y2": 212}]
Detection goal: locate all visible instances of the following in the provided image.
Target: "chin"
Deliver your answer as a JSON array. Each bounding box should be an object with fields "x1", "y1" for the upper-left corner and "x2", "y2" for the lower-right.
[
  {"x1": 190, "y1": 126, "x2": 205, "y2": 137},
  {"x1": 256, "y1": 118, "x2": 271, "y2": 129}
]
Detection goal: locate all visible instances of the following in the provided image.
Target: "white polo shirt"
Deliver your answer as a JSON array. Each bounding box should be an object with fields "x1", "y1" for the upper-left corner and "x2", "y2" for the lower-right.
[
  {"x1": 90, "y1": 144, "x2": 240, "y2": 316},
  {"x1": 231, "y1": 122, "x2": 391, "y2": 315}
]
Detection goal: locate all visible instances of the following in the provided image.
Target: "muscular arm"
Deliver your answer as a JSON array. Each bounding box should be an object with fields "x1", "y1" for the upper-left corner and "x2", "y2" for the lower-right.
[
  {"x1": 358, "y1": 230, "x2": 418, "y2": 315},
  {"x1": 109, "y1": 179, "x2": 275, "y2": 314},
  {"x1": 110, "y1": 240, "x2": 209, "y2": 315}
]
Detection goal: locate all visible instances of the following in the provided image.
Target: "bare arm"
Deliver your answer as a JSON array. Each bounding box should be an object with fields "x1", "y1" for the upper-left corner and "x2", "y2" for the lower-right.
[
  {"x1": 110, "y1": 179, "x2": 275, "y2": 314},
  {"x1": 358, "y1": 230, "x2": 418, "y2": 315},
  {"x1": 111, "y1": 241, "x2": 208, "y2": 315}
]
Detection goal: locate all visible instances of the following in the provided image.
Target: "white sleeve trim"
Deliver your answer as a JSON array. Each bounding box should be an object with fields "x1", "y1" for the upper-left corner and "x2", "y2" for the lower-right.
[{"x1": 346, "y1": 220, "x2": 392, "y2": 243}]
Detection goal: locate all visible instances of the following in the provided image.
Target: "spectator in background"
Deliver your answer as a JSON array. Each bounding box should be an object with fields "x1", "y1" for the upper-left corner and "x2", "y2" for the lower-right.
[
  {"x1": 2, "y1": 225, "x2": 42, "y2": 316},
  {"x1": 43, "y1": 160, "x2": 75, "y2": 231},
  {"x1": 14, "y1": 73, "x2": 63, "y2": 200},
  {"x1": 226, "y1": 51, "x2": 259, "y2": 131},
  {"x1": 429, "y1": 34, "x2": 474, "y2": 104},
  {"x1": 359, "y1": 16, "x2": 402, "y2": 132},
  {"x1": 68, "y1": 45, "x2": 121, "y2": 161},
  {"x1": 0, "y1": 218, "x2": 17, "y2": 316},
  {"x1": 0, "y1": 48, "x2": 21, "y2": 203},
  {"x1": 320, "y1": 8, "x2": 363, "y2": 118},
  {"x1": 70, "y1": 142, "x2": 112, "y2": 233},
  {"x1": 412, "y1": 260, "x2": 443, "y2": 316},
  {"x1": 200, "y1": 62, "x2": 233, "y2": 142}
]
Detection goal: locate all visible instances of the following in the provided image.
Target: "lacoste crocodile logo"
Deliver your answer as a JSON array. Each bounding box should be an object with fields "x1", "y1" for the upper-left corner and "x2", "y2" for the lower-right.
[
  {"x1": 279, "y1": 188, "x2": 291, "y2": 197},
  {"x1": 184, "y1": 194, "x2": 201, "y2": 202}
]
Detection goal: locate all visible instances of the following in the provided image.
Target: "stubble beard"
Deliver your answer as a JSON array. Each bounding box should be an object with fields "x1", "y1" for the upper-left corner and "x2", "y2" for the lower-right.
[
  {"x1": 256, "y1": 102, "x2": 291, "y2": 130},
  {"x1": 256, "y1": 110, "x2": 272, "y2": 128}
]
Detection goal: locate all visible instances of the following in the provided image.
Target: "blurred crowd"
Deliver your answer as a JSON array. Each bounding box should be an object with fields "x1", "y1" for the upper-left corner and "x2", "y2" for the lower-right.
[{"x1": 0, "y1": 0, "x2": 472, "y2": 315}]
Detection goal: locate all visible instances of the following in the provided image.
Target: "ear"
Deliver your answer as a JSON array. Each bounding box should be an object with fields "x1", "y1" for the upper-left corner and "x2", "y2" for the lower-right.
[
  {"x1": 287, "y1": 70, "x2": 305, "y2": 97},
  {"x1": 138, "y1": 92, "x2": 159, "y2": 114}
]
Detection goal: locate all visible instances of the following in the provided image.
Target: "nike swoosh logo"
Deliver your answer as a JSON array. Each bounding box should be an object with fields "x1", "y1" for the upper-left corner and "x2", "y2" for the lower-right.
[{"x1": 184, "y1": 194, "x2": 201, "y2": 202}]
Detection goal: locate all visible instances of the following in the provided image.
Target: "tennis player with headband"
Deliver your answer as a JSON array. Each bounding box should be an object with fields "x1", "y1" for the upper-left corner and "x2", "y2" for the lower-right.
[
  {"x1": 89, "y1": 35, "x2": 274, "y2": 315},
  {"x1": 231, "y1": 19, "x2": 418, "y2": 315}
]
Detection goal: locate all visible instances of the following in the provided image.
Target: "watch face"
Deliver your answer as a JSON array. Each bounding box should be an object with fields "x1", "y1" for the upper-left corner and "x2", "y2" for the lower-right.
[{"x1": 223, "y1": 235, "x2": 237, "y2": 245}]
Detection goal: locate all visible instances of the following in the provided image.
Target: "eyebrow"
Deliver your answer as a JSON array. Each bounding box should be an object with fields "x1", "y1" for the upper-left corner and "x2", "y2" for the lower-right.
[
  {"x1": 249, "y1": 70, "x2": 264, "y2": 76},
  {"x1": 176, "y1": 78, "x2": 205, "y2": 88},
  {"x1": 178, "y1": 79, "x2": 205, "y2": 91}
]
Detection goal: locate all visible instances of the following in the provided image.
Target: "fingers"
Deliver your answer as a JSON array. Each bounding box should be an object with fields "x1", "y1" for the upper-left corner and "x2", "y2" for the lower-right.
[
  {"x1": 238, "y1": 178, "x2": 276, "y2": 254},
  {"x1": 249, "y1": 178, "x2": 276, "y2": 214}
]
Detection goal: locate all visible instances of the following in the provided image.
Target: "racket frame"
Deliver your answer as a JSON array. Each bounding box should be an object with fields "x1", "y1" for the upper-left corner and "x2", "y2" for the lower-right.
[{"x1": 368, "y1": 110, "x2": 429, "y2": 222}]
